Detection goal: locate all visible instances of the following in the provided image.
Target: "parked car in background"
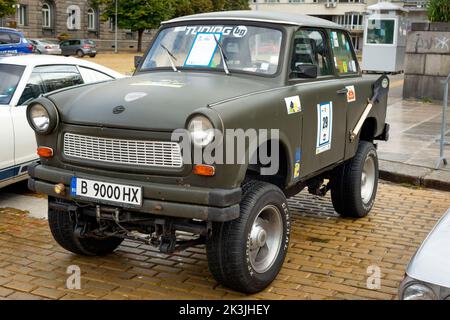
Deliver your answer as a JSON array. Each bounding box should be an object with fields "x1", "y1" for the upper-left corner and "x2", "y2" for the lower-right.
[
  {"x1": 0, "y1": 28, "x2": 33, "y2": 55},
  {"x1": 0, "y1": 55, "x2": 124, "y2": 189},
  {"x1": 29, "y1": 39, "x2": 61, "y2": 55},
  {"x1": 60, "y1": 39, "x2": 97, "y2": 58},
  {"x1": 399, "y1": 208, "x2": 450, "y2": 300}
]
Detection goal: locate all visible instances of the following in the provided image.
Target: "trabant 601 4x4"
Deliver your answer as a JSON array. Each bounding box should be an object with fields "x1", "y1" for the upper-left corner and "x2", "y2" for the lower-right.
[{"x1": 27, "y1": 11, "x2": 389, "y2": 293}]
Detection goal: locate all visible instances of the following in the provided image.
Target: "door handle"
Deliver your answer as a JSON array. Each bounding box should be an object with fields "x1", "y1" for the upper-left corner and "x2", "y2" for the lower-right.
[{"x1": 336, "y1": 88, "x2": 348, "y2": 95}]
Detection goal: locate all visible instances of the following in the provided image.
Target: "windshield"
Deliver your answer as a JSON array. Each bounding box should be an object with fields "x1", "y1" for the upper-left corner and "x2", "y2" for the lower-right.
[
  {"x1": 142, "y1": 24, "x2": 283, "y2": 75},
  {"x1": 0, "y1": 64, "x2": 25, "y2": 105}
]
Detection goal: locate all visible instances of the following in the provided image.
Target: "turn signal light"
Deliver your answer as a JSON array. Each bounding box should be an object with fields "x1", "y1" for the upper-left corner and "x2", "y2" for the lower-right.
[
  {"x1": 37, "y1": 147, "x2": 53, "y2": 158},
  {"x1": 193, "y1": 165, "x2": 215, "y2": 177}
]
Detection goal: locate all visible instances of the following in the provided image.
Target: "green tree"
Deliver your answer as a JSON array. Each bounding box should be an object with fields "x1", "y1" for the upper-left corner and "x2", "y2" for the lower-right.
[
  {"x1": 427, "y1": 0, "x2": 450, "y2": 22},
  {"x1": 97, "y1": 0, "x2": 175, "y2": 52},
  {"x1": 0, "y1": 0, "x2": 17, "y2": 18},
  {"x1": 223, "y1": 0, "x2": 250, "y2": 10}
]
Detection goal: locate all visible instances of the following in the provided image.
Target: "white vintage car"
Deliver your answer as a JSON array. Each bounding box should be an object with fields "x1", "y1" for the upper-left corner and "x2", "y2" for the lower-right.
[{"x1": 0, "y1": 55, "x2": 124, "y2": 188}]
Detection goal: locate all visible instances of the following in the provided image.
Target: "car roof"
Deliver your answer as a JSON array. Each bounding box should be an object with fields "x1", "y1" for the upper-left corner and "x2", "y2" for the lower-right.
[
  {"x1": 0, "y1": 55, "x2": 124, "y2": 78},
  {"x1": 163, "y1": 10, "x2": 344, "y2": 30},
  {"x1": 0, "y1": 27, "x2": 23, "y2": 35}
]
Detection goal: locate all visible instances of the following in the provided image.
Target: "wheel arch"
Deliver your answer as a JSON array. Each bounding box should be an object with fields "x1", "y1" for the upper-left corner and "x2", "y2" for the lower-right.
[{"x1": 236, "y1": 137, "x2": 292, "y2": 190}]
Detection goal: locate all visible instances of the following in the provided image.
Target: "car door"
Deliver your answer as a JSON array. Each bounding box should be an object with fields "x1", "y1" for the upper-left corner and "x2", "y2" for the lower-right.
[
  {"x1": 60, "y1": 40, "x2": 70, "y2": 55},
  {"x1": 70, "y1": 40, "x2": 80, "y2": 55},
  {"x1": 0, "y1": 63, "x2": 26, "y2": 182},
  {"x1": 0, "y1": 107, "x2": 14, "y2": 181},
  {"x1": 11, "y1": 64, "x2": 84, "y2": 165},
  {"x1": 287, "y1": 28, "x2": 348, "y2": 177}
]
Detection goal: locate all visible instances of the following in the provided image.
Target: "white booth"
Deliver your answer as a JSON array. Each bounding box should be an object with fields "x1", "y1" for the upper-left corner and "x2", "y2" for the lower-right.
[{"x1": 362, "y1": 2, "x2": 409, "y2": 73}]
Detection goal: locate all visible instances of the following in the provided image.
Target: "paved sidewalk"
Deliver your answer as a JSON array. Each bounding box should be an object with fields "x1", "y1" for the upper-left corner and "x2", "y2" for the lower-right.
[
  {"x1": 0, "y1": 182, "x2": 448, "y2": 300},
  {"x1": 378, "y1": 98, "x2": 450, "y2": 191}
]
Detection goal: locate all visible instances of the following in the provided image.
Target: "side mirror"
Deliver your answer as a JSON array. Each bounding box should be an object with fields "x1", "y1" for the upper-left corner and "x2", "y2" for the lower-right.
[
  {"x1": 292, "y1": 64, "x2": 318, "y2": 79},
  {"x1": 134, "y1": 56, "x2": 142, "y2": 69}
]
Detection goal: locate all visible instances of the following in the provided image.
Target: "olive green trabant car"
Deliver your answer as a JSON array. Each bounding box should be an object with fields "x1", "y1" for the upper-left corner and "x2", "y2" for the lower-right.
[{"x1": 27, "y1": 11, "x2": 390, "y2": 293}]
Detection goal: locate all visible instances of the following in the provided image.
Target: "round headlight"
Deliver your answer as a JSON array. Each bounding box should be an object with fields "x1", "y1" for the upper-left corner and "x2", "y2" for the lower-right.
[
  {"x1": 29, "y1": 104, "x2": 50, "y2": 132},
  {"x1": 402, "y1": 283, "x2": 437, "y2": 300},
  {"x1": 188, "y1": 115, "x2": 215, "y2": 147},
  {"x1": 26, "y1": 99, "x2": 59, "y2": 135}
]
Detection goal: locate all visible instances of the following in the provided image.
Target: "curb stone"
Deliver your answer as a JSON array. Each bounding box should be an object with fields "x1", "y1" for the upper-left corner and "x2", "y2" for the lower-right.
[{"x1": 379, "y1": 160, "x2": 450, "y2": 192}]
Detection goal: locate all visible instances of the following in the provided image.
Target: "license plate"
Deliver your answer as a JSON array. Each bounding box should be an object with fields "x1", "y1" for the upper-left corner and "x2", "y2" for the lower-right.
[{"x1": 71, "y1": 177, "x2": 142, "y2": 207}]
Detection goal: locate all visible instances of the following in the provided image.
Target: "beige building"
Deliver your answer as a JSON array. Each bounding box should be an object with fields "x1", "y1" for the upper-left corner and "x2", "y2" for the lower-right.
[
  {"x1": 0, "y1": 0, "x2": 153, "y2": 51},
  {"x1": 249, "y1": 0, "x2": 428, "y2": 51}
]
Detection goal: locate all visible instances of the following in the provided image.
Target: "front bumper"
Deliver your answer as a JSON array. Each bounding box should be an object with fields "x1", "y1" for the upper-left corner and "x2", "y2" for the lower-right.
[{"x1": 28, "y1": 163, "x2": 241, "y2": 222}]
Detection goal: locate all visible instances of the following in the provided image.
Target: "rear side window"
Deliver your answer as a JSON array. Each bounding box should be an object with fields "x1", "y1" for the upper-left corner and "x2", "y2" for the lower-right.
[
  {"x1": 18, "y1": 65, "x2": 84, "y2": 105},
  {"x1": 9, "y1": 34, "x2": 20, "y2": 44},
  {"x1": 35, "y1": 65, "x2": 84, "y2": 92},
  {"x1": 18, "y1": 73, "x2": 46, "y2": 105},
  {"x1": 78, "y1": 66, "x2": 113, "y2": 84},
  {"x1": 0, "y1": 32, "x2": 11, "y2": 45},
  {"x1": 329, "y1": 30, "x2": 358, "y2": 74}
]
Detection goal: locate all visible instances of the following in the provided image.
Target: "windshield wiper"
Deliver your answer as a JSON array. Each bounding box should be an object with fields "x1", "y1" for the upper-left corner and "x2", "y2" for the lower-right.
[
  {"x1": 160, "y1": 44, "x2": 179, "y2": 72},
  {"x1": 213, "y1": 36, "x2": 230, "y2": 75}
]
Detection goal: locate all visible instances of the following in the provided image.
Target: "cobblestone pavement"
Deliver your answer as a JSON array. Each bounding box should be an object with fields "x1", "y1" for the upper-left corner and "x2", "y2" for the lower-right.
[{"x1": 0, "y1": 182, "x2": 448, "y2": 300}]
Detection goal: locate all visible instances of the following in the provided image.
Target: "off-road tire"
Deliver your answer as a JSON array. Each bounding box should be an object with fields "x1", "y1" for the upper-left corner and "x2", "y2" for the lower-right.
[
  {"x1": 331, "y1": 141, "x2": 379, "y2": 218},
  {"x1": 76, "y1": 50, "x2": 84, "y2": 58},
  {"x1": 206, "y1": 180, "x2": 291, "y2": 294},
  {"x1": 48, "y1": 207, "x2": 123, "y2": 256}
]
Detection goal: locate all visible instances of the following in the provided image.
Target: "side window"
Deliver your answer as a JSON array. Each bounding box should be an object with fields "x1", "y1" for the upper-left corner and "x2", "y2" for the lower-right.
[
  {"x1": 291, "y1": 29, "x2": 332, "y2": 78},
  {"x1": 329, "y1": 30, "x2": 358, "y2": 74},
  {"x1": 34, "y1": 65, "x2": 84, "y2": 93},
  {"x1": 10, "y1": 34, "x2": 20, "y2": 44},
  {"x1": 18, "y1": 73, "x2": 46, "y2": 105},
  {"x1": 366, "y1": 19, "x2": 395, "y2": 45},
  {"x1": 0, "y1": 32, "x2": 11, "y2": 45},
  {"x1": 60, "y1": 41, "x2": 68, "y2": 47},
  {"x1": 78, "y1": 66, "x2": 114, "y2": 84}
]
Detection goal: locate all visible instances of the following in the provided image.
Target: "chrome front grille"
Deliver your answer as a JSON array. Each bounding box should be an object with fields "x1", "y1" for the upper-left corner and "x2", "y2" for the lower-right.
[{"x1": 63, "y1": 133, "x2": 183, "y2": 168}]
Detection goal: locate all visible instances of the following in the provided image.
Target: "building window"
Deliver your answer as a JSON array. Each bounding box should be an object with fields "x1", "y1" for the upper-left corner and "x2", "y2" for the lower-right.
[
  {"x1": 42, "y1": 3, "x2": 51, "y2": 28},
  {"x1": 17, "y1": 5, "x2": 28, "y2": 26},
  {"x1": 87, "y1": 8, "x2": 96, "y2": 30},
  {"x1": 108, "y1": 17, "x2": 115, "y2": 32}
]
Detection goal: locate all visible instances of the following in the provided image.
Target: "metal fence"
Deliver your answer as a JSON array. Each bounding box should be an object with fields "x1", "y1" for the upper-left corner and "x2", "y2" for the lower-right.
[{"x1": 435, "y1": 74, "x2": 450, "y2": 169}]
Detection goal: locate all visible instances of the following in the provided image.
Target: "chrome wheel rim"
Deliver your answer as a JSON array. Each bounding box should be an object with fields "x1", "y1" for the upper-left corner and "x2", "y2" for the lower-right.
[
  {"x1": 249, "y1": 204, "x2": 283, "y2": 274},
  {"x1": 361, "y1": 154, "x2": 376, "y2": 204}
]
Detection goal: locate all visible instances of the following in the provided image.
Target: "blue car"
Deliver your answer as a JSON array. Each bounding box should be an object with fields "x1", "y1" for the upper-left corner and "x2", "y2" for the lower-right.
[{"x1": 0, "y1": 28, "x2": 33, "y2": 55}]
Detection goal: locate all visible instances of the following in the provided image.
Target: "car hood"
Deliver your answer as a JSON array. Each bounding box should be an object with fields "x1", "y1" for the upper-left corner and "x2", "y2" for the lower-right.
[
  {"x1": 48, "y1": 72, "x2": 273, "y2": 131},
  {"x1": 406, "y1": 208, "x2": 450, "y2": 288}
]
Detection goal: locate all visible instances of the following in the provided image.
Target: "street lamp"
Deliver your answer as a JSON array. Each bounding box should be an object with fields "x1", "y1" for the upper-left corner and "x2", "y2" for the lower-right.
[
  {"x1": 114, "y1": 0, "x2": 118, "y2": 54},
  {"x1": 12, "y1": 3, "x2": 20, "y2": 28}
]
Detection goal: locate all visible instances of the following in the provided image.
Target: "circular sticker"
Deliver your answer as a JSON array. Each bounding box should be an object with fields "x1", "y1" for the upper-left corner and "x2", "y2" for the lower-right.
[
  {"x1": 381, "y1": 78, "x2": 389, "y2": 89},
  {"x1": 232, "y1": 26, "x2": 248, "y2": 38}
]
